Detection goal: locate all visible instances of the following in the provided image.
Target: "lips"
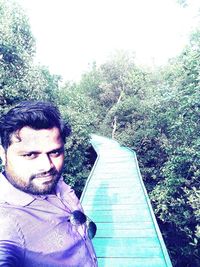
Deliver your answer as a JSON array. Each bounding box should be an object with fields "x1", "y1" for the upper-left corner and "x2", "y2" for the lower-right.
[
  {"x1": 33, "y1": 172, "x2": 57, "y2": 184},
  {"x1": 36, "y1": 174, "x2": 53, "y2": 179},
  {"x1": 36, "y1": 175, "x2": 53, "y2": 180}
]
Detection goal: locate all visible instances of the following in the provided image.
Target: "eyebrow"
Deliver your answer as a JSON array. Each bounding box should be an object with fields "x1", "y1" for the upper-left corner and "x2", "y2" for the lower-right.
[
  {"x1": 48, "y1": 147, "x2": 65, "y2": 154},
  {"x1": 18, "y1": 146, "x2": 64, "y2": 155}
]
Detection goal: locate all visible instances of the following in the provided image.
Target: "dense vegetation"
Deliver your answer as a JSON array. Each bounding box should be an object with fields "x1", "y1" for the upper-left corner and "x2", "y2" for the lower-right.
[{"x1": 0, "y1": 0, "x2": 199, "y2": 266}]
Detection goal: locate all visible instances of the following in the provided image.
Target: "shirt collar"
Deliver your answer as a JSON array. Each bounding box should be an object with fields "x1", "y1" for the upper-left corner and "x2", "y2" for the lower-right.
[
  {"x1": 0, "y1": 173, "x2": 66, "y2": 206},
  {"x1": 0, "y1": 173, "x2": 75, "y2": 208}
]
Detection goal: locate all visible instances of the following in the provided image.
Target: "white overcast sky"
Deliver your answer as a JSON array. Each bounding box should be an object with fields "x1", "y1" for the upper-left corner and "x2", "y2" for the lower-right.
[{"x1": 18, "y1": 0, "x2": 200, "y2": 81}]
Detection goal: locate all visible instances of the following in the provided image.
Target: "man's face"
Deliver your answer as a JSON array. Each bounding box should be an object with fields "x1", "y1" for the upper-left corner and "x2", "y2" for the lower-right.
[{"x1": 1, "y1": 126, "x2": 65, "y2": 195}]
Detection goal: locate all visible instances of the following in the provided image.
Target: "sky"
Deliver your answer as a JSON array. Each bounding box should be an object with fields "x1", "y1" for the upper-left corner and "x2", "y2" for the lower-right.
[{"x1": 19, "y1": 0, "x2": 200, "y2": 81}]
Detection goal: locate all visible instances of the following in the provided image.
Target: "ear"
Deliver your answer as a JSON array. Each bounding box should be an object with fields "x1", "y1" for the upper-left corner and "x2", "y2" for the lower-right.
[{"x1": 0, "y1": 145, "x2": 6, "y2": 165}]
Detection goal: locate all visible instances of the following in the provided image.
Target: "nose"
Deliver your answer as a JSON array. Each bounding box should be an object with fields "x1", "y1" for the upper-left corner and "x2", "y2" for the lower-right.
[{"x1": 37, "y1": 154, "x2": 54, "y2": 173}]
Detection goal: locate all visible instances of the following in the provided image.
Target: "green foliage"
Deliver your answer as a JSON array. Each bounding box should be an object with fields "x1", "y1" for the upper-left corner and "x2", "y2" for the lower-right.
[
  {"x1": 0, "y1": 0, "x2": 60, "y2": 108},
  {"x1": 147, "y1": 33, "x2": 200, "y2": 266},
  {"x1": 176, "y1": 0, "x2": 188, "y2": 7},
  {"x1": 55, "y1": 82, "x2": 99, "y2": 196},
  {"x1": 75, "y1": 38, "x2": 200, "y2": 266},
  {"x1": 0, "y1": 0, "x2": 34, "y2": 103},
  {"x1": 105, "y1": 33, "x2": 199, "y2": 266}
]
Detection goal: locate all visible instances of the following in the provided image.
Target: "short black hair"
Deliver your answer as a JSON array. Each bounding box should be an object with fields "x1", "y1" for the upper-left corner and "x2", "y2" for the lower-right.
[{"x1": 0, "y1": 101, "x2": 71, "y2": 149}]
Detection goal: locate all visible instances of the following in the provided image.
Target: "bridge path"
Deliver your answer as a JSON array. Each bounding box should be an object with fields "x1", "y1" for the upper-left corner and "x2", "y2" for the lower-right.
[{"x1": 81, "y1": 135, "x2": 172, "y2": 267}]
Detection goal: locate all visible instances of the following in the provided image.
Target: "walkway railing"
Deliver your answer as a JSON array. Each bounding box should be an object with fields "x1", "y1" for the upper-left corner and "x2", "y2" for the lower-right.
[{"x1": 81, "y1": 134, "x2": 172, "y2": 267}]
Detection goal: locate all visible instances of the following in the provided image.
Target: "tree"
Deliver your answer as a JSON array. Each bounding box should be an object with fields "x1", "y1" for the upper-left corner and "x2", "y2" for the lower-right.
[
  {"x1": 76, "y1": 34, "x2": 200, "y2": 266},
  {"x1": 0, "y1": 0, "x2": 35, "y2": 105},
  {"x1": 149, "y1": 31, "x2": 200, "y2": 266},
  {"x1": 55, "y1": 81, "x2": 98, "y2": 197},
  {"x1": 0, "y1": 0, "x2": 60, "y2": 108}
]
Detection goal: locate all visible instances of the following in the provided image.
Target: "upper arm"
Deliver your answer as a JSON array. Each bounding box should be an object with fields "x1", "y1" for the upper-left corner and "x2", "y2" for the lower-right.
[{"x1": 0, "y1": 241, "x2": 23, "y2": 266}]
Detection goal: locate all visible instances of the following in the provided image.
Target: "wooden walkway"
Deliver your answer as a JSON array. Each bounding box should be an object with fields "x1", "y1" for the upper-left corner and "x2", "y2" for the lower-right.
[{"x1": 81, "y1": 135, "x2": 172, "y2": 267}]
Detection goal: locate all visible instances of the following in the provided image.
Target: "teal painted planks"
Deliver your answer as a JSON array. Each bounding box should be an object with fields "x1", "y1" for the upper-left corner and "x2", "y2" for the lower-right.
[
  {"x1": 95, "y1": 227, "x2": 156, "y2": 238},
  {"x1": 81, "y1": 135, "x2": 173, "y2": 267},
  {"x1": 97, "y1": 257, "x2": 167, "y2": 267},
  {"x1": 95, "y1": 221, "x2": 154, "y2": 230},
  {"x1": 94, "y1": 237, "x2": 163, "y2": 257},
  {"x1": 82, "y1": 197, "x2": 147, "y2": 205},
  {"x1": 86, "y1": 209, "x2": 152, "y2": 222},
  {"x1": 83, "y1": 203, "x2": 147, "y2": 211}
]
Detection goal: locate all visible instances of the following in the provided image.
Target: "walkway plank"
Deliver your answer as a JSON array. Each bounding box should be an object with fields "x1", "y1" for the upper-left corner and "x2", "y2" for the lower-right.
[{"x1": 81, "y1": 135, "x2": 172, "y2": 267}]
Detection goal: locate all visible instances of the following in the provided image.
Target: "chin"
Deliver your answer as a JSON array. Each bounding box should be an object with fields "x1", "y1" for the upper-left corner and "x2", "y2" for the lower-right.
[
  {"x1": 23, "y1": 179, "x2": 58, "y2": 195},
  {"x1": 33, "y1": 184, "x2": 57, "y2": 195}
]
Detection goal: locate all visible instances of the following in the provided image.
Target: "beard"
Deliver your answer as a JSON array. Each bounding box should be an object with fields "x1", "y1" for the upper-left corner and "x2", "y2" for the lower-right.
[{"x1": 4, "y1": 167, "x2": 62, "y2": 195}]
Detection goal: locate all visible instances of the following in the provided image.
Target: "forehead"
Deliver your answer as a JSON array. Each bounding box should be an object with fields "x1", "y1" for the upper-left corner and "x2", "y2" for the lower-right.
[{"x1": 10, "y1": 127, "x2": 63, "y2": 150}]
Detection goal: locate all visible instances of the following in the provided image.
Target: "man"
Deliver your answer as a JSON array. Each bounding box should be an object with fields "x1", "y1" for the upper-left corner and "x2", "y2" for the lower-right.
[{"x1": 0, "y1": 101, "x2": 97, "y2": 266}]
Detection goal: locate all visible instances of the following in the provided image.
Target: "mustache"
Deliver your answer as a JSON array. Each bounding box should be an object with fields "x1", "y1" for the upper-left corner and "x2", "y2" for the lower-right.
[{"x1": 31, "y1": 168, "x2": 59, "y2": 180}]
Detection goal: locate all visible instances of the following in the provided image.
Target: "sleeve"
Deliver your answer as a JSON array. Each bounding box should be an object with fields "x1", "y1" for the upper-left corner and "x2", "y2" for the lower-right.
[{"x1": 0, "y1": 209, "x2": 24, "y2": 266}]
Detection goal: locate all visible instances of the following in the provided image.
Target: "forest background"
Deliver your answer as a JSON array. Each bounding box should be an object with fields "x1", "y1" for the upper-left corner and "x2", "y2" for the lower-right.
[{"x1": 0, "y1": 0, "x2": 199, "y2": 266}]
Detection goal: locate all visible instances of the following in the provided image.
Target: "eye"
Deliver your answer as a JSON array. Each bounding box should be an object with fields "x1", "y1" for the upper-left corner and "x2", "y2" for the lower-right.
[
  {"x1": 49, "y1": 149, "x2": 63, "y2": 158},
  {"x1": 23, "y1": 153, "x2": 38, "y2": 160},
  {"x1": 50, "y1": 151, "x2": 59, "y2": 157}
]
